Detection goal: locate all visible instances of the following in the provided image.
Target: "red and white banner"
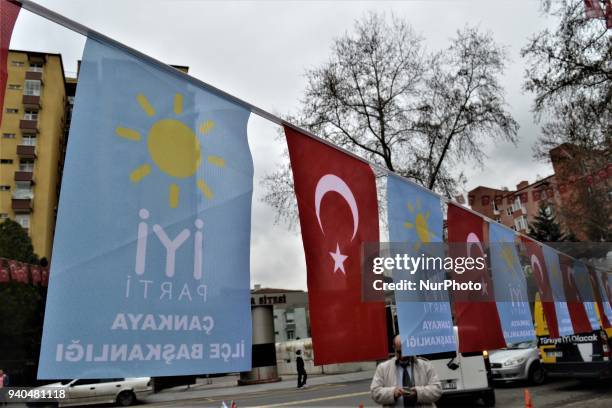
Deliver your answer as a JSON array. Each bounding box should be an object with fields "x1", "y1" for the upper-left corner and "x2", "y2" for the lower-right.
[
  {"x1": 0, "y1": 0, "x2": 20, "y2": 125},
  {"x1": 447, "y1": 204, "x2": 506, "y2": 352},
  {"x1": 521, "y1": 237, "x2": 560, "y2": 338},
  {"x1": 285, "y1": 126, "x2": 388, "y2": 365},
  {"x1": 559, "y1": 254, "x2": 592, "y2": 334}
]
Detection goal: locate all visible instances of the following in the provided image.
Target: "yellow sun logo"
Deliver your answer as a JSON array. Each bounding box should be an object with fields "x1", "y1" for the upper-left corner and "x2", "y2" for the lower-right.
[
  {"x1": 501, "y1": 244, "x2": 520, "y2": 280},
  {"x1": 403, "y1": 198, "x2": 433, "y2": 252},
  {"x1": 115, "y1": 93, "x2": 225, "y2": 208}
]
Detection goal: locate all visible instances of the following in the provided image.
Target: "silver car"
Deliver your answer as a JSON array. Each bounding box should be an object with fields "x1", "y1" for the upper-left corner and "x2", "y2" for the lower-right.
[
  {"x1": 30, "y1": 377, "x2": 152, "y2": 407},
  {"x1": 489, "y1": 340, "x2": 546, "y2": 385}
]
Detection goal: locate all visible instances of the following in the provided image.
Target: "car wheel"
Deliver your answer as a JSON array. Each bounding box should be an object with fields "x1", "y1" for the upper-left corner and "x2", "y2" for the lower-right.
[
  {"x1": 482, "y1": 390, "x2": 496, "y2": 407},
  {"x1": 528, "y1": 362, "x2": 546, "y2": 385},
  {"x1": 116, "y1": 390, "x2": 136, "y2": 407}
]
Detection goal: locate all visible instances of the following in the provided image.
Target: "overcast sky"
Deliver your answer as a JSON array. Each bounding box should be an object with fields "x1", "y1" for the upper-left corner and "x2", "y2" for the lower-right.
[{"x1": 11, "y1": 0, "x2": 558, "y2": 290}]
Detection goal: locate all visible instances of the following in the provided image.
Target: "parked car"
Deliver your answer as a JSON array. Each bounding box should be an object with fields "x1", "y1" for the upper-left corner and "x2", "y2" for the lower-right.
[
  {"x1": 29, "y1": 377, "x2": 152, "y2": 407},
  {"x1": 424, "y1": 327, "x2": 496, "y2": 407},
  {"x1": 489, "y1": 340, "x2": 545, "y2": 385}
]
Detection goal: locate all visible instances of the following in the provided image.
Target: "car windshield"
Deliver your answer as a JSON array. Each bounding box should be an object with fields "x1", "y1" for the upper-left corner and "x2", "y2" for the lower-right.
[{"x1": 506, "y1": 341, "x2": 536, "y2": 350}]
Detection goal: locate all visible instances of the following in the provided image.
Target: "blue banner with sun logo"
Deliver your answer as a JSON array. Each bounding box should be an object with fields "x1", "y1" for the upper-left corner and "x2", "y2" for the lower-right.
[
  {"x1": 488, "y1": 222, "x2": 536, "y2": 344},
  {"x1": 387, "y1": 175, "x2": 456, "y2": 356},
  {"x1": 38, "y1": 38, "x2": 253, "y2": 379}
]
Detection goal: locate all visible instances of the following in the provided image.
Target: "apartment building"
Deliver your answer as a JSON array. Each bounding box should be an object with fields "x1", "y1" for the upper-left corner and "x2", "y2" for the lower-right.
[{"x1": 0, "y1": 50, "x2": 67, "y2": 259}]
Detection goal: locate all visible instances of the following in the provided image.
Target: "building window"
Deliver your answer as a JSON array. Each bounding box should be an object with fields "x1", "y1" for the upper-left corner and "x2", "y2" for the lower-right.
[
  {"x1": 0, "y1": 185, "x2": 10, "y2": 191},
  {"x1": 506, "y1": 207, "x2": 512, "y2": 216},
  {"x1": 492, "y1": 201, "x2": 500, "y2": 214},
  {"x1": 11, "y1": 61, "x2": 25, "y2": 67},
  {"x1": 23, "y1": 110, "x2": 38, "y2": 120},
  {"x1": 28, "y1": 63, "x2": 43, "y2": 72},
  {"x1": 2, "y1": 133, "x2": 16, "y2": 139},
  {"x1": 15, "y1": 214, "x2": 30, "y2": 229},
  {"x1": 14, "y1": 181, "x2": 33, "y2": 199},
  {"x1": 8, "y1": 84, "x2": 21, "y2": 90},
  {"x1": 0, "y1": 159, "x2": 14, "y2": 164},
  {"x1": 21, "y1": 135, "x2": 37, "y2": 146},
  {"x1": 513, "y1": 215, "x2": 529, "y2": 231},
  {"x1": 5, "y1": 108, "x2": 18, "y2": 114},
  {"x1": 286, "y1": 330, "x2": 295, "y2": 340},
  {"x1": 24, "y1": 80, "x2": 41, "y2": 96},
  {"x1": 19, "y1": 160, "x2": 34, "y2": 172}
]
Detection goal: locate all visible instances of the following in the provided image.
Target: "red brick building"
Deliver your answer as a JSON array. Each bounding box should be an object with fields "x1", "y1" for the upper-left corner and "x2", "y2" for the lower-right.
[{"x1": 467, "y1": 143, "x2": 610, "y2": 240}]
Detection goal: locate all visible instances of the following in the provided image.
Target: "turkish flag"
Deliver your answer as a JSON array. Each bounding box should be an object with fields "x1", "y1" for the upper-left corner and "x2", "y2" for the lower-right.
[
  {"x1": 521, "y1": 237, "x2": 560, "y2": 338},
  {"x1": 559, "y1": 254, "x2": 592, "y2": 334},
  {"x1": 285, "y1": 126, "x2": 388, "y2": 365},
  {"x1": 447, "y1": 204, "x2": 506, "y2": 352},
  {"x1": 0, "y1": 0, "x2": 20, "y2": 125}
]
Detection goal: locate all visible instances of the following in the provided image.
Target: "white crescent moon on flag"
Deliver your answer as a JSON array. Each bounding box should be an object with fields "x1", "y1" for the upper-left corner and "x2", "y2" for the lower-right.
[
  {"x1": 315, "y1": 174, "x2": 359, "y2": 240},
  {"x1": 466, "y1": 232, "x2": 484, "y2": 259},
  {"x1": 531, "y1": 254, "x2": 544, "y2": 287}
]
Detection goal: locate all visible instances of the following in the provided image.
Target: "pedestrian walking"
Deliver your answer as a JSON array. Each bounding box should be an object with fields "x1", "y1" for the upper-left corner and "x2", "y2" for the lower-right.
[
  {"x1": 0, "y1": 369, "x2": 8, "y2": 405},
  {"x1": 296, "y1": 350, "x2": 307, "y2": 389}
]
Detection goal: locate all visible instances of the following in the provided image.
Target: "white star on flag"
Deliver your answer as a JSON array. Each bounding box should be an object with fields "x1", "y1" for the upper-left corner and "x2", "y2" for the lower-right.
[
  {"x1": 480, "y1": 276, "x2": 488, "y2": 296},
  {"x1": 329, "y1": 243, "x2": 348, "y2": 274}
]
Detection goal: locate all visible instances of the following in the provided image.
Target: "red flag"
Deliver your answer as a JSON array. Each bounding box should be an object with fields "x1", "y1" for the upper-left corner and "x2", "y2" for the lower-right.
[
  {"x1": 447, "y1": 204, "x2": 505, "y2": 352},
  {"x1": 0, "y1": 0, "x2": 20, "y2": 125},
  {"x1": 285, "y1": 126, "x2": 388, "y2": 365},
  {"x1": 0, "y1": 258, "x2": 9, "y2": 283},
  {"x1": 521, "y1": 237, "x2": 560, "y2": 338},
  {"x1": 41, "y1": 266, "x2": 49, "y2": 287},
  {"x1": 559, "y1": 255, "x2": 591, "y2": 334},
  {"x1": 584, "y1": 0, "x2": 605, "y2": 18},
  {"x1": 30, "y1": 264, "x2": 41, "y2": 286}
]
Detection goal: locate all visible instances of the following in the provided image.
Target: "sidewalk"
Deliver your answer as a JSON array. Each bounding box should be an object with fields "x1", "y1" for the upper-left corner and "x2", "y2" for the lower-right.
[{"x1": 144, "y1": 370, "x2": 375, "y2": 403}]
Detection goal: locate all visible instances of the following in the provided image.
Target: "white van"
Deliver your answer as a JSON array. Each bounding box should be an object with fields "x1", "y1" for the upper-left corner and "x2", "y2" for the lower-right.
[{"x1": 423, "y1": 327, "x2": 495, "y2": 406}]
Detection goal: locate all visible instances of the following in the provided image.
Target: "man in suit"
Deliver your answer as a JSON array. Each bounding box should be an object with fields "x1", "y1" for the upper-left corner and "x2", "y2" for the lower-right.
[{"x1": 371, "y1": 335, "x2": 442, "y2": 407}]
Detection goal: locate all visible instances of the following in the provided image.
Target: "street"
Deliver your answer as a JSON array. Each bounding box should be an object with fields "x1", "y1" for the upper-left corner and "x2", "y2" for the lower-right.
[{"x1": 144, "y1": 377, "x2": 612, "y2": 408}]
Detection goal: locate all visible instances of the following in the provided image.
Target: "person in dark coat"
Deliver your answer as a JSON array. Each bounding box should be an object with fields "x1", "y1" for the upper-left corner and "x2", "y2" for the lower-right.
[{"x1": 296, "y1": 350, "x2": 307, "y2": 388}]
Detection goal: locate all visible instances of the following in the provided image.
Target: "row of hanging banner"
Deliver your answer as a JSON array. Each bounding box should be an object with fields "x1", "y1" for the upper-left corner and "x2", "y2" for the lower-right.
[
  {"x1": 0, "y1": 258, "x2": 49, "y2": 286},
  {"x1": 1, "y1": 1, "x2": 610, "y2": 379},
  {"x1": 464, "y1": 165, "x2": 612, "y2": 207}
]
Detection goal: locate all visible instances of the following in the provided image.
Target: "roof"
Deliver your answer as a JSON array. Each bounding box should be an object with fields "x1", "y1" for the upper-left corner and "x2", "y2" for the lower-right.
[{"x1": 251, "y1": 288, "x2": 305, "y2": 294}]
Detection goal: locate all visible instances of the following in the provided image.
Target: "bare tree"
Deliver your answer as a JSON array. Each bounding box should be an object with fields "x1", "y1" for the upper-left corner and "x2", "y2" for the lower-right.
[
  {"x1": 522, "y1": 0, "x2": 611, "y2": 241},
  {"x1": 262, "y1": 13, "x2": 518, "y2": 226},
  {"x1": 522, "y1": 0, "x2": 611, "y2": 158}
]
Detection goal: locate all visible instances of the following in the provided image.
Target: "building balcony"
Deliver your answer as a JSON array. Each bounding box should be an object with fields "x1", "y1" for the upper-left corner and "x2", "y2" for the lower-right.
[
  {"x1": 25, "y1": 71, "x2": 42, "y2": 81},
  {"x1": 12, "y1": 198, "x2": 32, "y2": 213},
  {"x1": 14, "y1": 171, "x2": 34, "y2": 183},
  {"x1": 19, "y1": 119, "x2": 38, "y2": 132},
  {"x1": 16, "y1": 145, "x2": 36, "y2": 159},
  {"x1": 22, "y1": 94, "x2": 40, "y2": 109}
]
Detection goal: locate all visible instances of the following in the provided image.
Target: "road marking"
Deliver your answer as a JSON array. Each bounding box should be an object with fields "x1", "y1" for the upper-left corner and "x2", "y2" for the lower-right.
[
  {"x1": 144, "y1": 383, "x2": 347, "y2": 406},
  {"x1": 252, "y1": 391, "x2": 371, "y2": 407}
]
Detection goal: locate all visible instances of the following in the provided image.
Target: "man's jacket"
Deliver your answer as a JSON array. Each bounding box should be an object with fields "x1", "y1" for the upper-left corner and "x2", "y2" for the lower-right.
[{"x1": 370, "y1": 357, "x2": 442, "y2": 407}]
